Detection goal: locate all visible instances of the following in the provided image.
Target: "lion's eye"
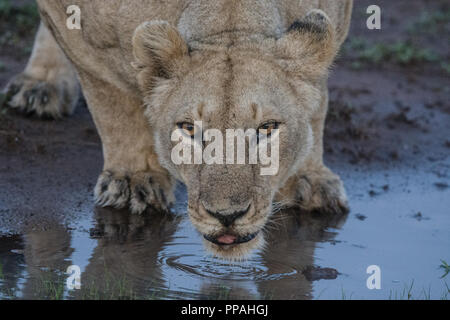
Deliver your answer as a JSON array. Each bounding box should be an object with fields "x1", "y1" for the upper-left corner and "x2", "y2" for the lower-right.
[
  {"x1": 177, "y1": 122, "x2": 196, "y2": 138},
  {"x1": 257, "y1": 122, "x2": 279, "y2": 140}
]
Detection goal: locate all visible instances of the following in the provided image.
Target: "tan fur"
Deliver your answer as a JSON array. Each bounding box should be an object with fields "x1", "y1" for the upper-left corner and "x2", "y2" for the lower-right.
[{"x1": 4, "y1": 0, "x2": 353, "y2": 259}]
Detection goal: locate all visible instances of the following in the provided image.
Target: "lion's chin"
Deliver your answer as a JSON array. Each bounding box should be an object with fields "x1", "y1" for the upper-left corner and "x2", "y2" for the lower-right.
[{"x1": 202, "y1": 233, "x2": 265, "y2": 260}]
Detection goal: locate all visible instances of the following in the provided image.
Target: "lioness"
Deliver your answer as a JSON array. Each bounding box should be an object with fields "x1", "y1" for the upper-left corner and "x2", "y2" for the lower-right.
[{"x1": 4, "y1": 0, "x2": 353, "y2": 259}]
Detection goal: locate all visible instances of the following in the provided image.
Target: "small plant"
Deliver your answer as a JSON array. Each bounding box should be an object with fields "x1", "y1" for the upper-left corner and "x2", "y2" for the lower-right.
[
  {"x1": 443, "y1": 282, "x2": 450, "y2": 300},
  {"x1": 409, "y1": 10, "x2": 450, "y2": 34},
  {"x1": 344, "y1": 38, "x2": 439, "y2": 66},
  {"x1": 440, "y1": 260, "x2": 450, "y2": 279},
  {"x1": 36, "y1": 275, "x2": 66, "y2": 300},
  {"x1": 42, "y1": 279, "x2": 65, "y2": 300},
  {"x1": 0, "y1": 0, "x2": 39, "y2": 34},
  {"x1": 441, "y1": 62, "x2": 450, "y2": 75},
  {"x1": 405, "y1": 280, "x2": 415, "y2": 300},
  {"x1": 340, "y1": 286, "x2": 354, "y2": 300},
  {"x1": 0, "y1": 0, "x2": 12, "y2": 16},
  {"x1": 77, "y1": 268, "x2": 139, "y2": 300}
]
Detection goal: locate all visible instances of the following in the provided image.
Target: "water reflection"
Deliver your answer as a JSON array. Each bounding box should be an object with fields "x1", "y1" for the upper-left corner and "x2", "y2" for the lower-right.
[
  {"x1": 0, "y1": 227, "x2": 73, "y2": 299},
  {"x1": 0, "y1": 207, "x2": 347, "y2": 300},
  {"x1": 75, "y1": 208, "x2": 181, "y2": 299},
  {"x1": 0, "y1": 235, "x2": 25, "y2": 298},
  {"x1": 22, "y1": 225, "x2": 73, "y2": 299}
]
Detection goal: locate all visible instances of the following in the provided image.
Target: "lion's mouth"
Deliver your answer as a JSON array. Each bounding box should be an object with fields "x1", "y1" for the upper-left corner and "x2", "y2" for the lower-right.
[{"x1": 203, "y1": 232, "x2": 259, "y2": 246}]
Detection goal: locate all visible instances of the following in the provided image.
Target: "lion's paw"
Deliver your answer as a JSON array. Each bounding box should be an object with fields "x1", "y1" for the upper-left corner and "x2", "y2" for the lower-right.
[
  {"x1": 3, "y1": 73, "x2": 78, "y2": 119},
  {"x1": 94, "y1": 171, "x2": 174, "y2": 214},
  {"x1": 296, "y1": 168, "x2": 349, "y2": 215}
]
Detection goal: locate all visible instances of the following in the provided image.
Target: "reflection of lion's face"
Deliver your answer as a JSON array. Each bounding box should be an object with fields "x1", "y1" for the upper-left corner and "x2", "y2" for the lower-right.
[
  {"x1": 145, "y1": 52, "x2": 319, "y2": 259},
  {"x1": 133, "y1": 12, "x2": 337, "y2": 259}
]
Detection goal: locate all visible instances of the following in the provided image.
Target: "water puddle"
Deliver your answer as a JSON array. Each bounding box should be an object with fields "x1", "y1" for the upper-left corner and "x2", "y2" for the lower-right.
[{"x1": 0, "y1": 165, "x2": 449, "y2": 300}]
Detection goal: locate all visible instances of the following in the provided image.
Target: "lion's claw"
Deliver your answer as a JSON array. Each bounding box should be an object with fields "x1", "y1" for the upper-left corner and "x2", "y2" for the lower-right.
[
  {"x1": 94, "y1": 171, "x2": 174, "y2": 214},
  {"x1": 3, "y1": 73, "x2": 78, "y2": 119}
]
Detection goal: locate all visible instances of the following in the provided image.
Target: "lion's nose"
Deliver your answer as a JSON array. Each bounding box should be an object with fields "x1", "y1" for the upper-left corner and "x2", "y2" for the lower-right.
[{"x1": 204, "y1": 203, "x2": 251, "y2": 227}]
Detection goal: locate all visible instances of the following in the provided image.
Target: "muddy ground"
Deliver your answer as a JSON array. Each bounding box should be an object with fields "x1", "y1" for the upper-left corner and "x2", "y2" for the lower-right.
[{"x1": 0, "y1": 0, "x2": 449, "y2": 299}]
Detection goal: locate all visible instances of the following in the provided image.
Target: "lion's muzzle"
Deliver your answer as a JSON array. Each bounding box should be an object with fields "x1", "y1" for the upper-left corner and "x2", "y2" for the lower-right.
[{"x1": 203, "y1": 203, "x2": 252, "y2": 227}]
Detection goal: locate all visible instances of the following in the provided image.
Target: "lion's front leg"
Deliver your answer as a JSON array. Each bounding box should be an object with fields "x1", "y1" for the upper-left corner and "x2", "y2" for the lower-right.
[
  {"x1": 276, "y1": 80, "x2": 349, "y2": 214},
  {"x1": 79, "y1": 74, "x2": 175, "y2": 214},
  {"x1": 3, "y1": 23, "x2": 80, "y2": 118}
]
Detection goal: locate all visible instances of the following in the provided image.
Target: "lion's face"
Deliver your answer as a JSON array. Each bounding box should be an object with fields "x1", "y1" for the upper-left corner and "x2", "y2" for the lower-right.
[
  {"x1": 147, "y1": 54, "x2": 316, "y2": 258},
  {"x1": 132, "y1": 11, "x2": 338, "y2": 259}
]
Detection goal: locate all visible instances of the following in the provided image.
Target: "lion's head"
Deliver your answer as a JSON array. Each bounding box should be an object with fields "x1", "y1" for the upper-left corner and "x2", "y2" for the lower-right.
[{"x1": 132, "y1": 11, "x2": 338, "y2": 259}]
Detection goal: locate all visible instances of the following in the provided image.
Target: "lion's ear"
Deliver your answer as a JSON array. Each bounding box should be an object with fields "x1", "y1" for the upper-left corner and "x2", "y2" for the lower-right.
[
  {"x1": 132, "y1": 21, "x2": 190, "y2": 91},
  {"x1": 276, "y1": 10, "x2": 338, "y2": 81}
]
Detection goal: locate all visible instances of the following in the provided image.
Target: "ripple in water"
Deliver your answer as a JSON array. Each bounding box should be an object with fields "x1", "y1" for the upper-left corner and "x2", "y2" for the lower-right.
[{"x1": 157, "y1": 242, "x2": 300, "y2": 284}]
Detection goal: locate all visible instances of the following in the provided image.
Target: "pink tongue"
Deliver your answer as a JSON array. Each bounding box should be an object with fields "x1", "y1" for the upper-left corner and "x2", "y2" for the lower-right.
[{"x1": 216, "y1": 234, "x2": 237, "y2": 244}]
